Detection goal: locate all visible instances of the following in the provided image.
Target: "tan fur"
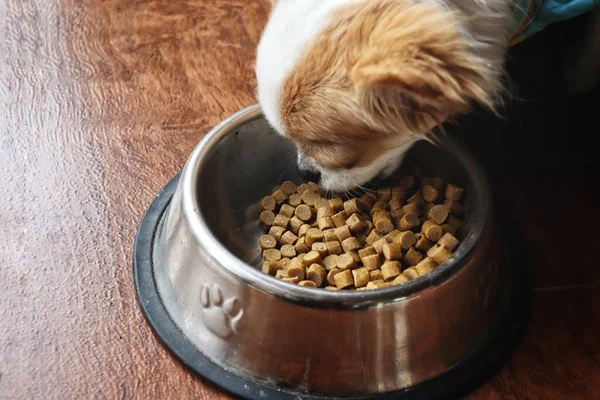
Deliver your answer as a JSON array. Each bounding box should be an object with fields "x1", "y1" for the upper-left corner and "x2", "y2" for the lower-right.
[{"x1": 280, "y1": 0, "x2": 498, "y2": 170}]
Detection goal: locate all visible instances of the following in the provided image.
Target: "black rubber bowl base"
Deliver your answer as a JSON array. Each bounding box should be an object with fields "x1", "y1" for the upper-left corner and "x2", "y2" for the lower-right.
[{"x1": 133, "y1": 173, "x2": 531, "y2": 400}]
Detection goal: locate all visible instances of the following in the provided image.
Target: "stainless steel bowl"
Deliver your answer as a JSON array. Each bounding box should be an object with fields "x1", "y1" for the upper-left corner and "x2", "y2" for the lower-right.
[{"x1": 153, "y1": 104, "x2": 510, "y2": 396}]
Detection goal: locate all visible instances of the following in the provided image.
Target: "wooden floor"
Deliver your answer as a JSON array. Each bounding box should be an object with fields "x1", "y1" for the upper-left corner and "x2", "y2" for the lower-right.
[{"x1": 1, "y1": 1, "x2": 598, "y2": 398}]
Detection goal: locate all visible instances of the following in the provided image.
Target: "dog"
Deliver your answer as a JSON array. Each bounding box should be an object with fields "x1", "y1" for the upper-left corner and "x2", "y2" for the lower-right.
[{"x1": 255, "y1": 0, "x2": 600, "y2": 191}]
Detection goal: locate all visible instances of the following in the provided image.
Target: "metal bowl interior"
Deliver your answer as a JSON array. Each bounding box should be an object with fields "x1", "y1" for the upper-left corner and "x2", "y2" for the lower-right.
[{"x1": 185, "y1": 105, "x2": 491, "y2": 306}]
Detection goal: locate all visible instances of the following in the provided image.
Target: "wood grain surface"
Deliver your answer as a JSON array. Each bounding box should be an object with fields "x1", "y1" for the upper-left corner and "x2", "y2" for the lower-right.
[{"x1": 0, "y1": 1, "x2": 598, "y2": 399}]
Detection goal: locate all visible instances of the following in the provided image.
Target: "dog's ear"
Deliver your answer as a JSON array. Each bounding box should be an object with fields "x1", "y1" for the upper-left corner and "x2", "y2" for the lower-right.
[{"x1": 349, "y1": 3, "x2": 496, "y2": 129}]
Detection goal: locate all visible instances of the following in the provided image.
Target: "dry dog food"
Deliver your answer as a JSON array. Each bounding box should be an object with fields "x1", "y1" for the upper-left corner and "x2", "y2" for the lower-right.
[{"x1": 255, "y1": 175, "x2": 465, "y2": 290}]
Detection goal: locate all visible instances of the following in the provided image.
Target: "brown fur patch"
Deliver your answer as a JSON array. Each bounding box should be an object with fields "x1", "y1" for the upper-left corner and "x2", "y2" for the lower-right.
[{"x1": 280, "y1": 0, "x2": 496, "y2": 170}]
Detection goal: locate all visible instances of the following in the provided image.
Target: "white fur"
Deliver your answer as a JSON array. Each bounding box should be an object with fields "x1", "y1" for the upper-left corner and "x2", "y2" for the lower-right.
[
  {"x1": 255, "y1": 0, "x2": 358, "y2": 134},
  {"x1": 298, "y1": 140, "x2": 417, "y2": 192},
  {"x1": 256, "y1": 0, "x2": 512, "y2": 191}
]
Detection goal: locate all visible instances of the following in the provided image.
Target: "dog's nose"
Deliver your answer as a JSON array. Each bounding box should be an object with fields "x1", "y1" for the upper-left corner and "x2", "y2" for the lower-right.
[{"x1": 297, "y1": 166, "x2": 321, "y2": 183}]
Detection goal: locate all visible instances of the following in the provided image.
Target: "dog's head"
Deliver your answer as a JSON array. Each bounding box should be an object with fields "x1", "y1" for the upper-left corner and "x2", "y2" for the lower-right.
[{"x1": 256, "y1": 0, "x2": 504, "y2": 191}]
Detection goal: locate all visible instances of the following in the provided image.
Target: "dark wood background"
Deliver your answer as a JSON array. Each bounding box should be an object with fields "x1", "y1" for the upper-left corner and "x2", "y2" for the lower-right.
[{"x1": 1, "y1": 1, "x2": 598, "y2": 399}]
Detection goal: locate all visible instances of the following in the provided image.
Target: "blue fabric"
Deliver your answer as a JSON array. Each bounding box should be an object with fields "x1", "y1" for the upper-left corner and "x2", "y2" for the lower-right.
[{"x1": 523, "y1": 0, "x2": 600, "y2": 39}]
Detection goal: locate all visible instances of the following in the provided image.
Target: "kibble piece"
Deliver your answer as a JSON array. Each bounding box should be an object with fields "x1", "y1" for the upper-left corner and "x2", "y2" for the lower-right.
[
  {"x1": 329, "y1": 198, "x2": 344, "y2": 212},
  {"x1": 262, "y1": 260, "x2": 281, "y2": 276},
  {"x1": 415, "y1": 233, "x2": 433, "y2": 252},
  {"x1": 323, "y1": 255, "x2": 339, "y2": 271},
  {"x1": 352, "y1": 267, "x2": 370, "y2": 288},
  {"x1": 445, "y1": 183, "x2": 464, "y2": 201},
  {"x1": 326, "y1": 241, "x2": 342, "y2": 255},
  {"x1": 307, "y1": 264, "x2": 326, "y2": 287},
  {"x1": 393, "y1": 231, "x2": 417, "y2": 250},
  {"x1": 334, "y1": 270, "x2": 354, "y2": 289},
  {"x1": 381, "y1": 261, "x2": 402, "y2": 281},
  {"x1": 301, "y1": 189, "x2": 319, "y2": 207},
  {"x1": 372, "y1": 210, "x2": 395, "y2": 234},
  {"x1": 258, "y1": 196, "x2": 276, "y2": 213},
  {"x1": 327, "y1": 268, "x2": 341, "y2": 285},
  {"x1": 324, "y1": 285, "x2": 339, "y2": 291},
  {"x1": 289, "y1": 216, "x2": 304, "y2": 234},
  {"x1": 337, "y1": 253, "x2": 356, "y2": 271},
  {"x1": 390, "y1": 207, "x2": 405, "y2": 219},
  {"x1": 311, "y1": 242, "x2": 329, "y2": 258},
  {"x1": 366, "y1": 229, "x2": 383, "y2": 245},
  {"x1": 428, "y1": 205, "x2": 449, "y2": 225},
  {"x1": 421, "y1": 177, "x2": 433, "y2": 187},
  {"x1": 346, "y1": 213, "x2": 366, "y2": 233},
  {"x1": 316, "y1": 206, "x2": 334, "y2": 219},
  {"x1": 427, "y1": 244, "x2": 440, "y2": 257},
  {"x1": 431, "y1": 177, "x2": 445, "y2": 190},
  {"x1": 388, "y1": 198, "x2": 402, "y2": 211},
  {"x1": 263, "y1": 249, "x2": 282, "y2": 262},
  {"x1": 344, "y1": 198, "x2": 364, "y2": 215},
  {"x1": 279, "y1": 258, "x2": 292, "y2": 270},
  {"x1": 280, "y1": 230, "x2": 298, "y2": 246},
  {"x1": 259, "y1": 235, "x2": 277, "y2": 251},
  {"x1": 282, "y1": 276, "x2": 300, "y2": 284},
  {"x1": 443, "y1": 198, "x2": 462, "y2": 215},
  {"x1": 358, "y1": 195, "x2": 375, "y2": 211},
  {"x1": 366, "y1": 279, "x2": 388, "y2": 289},
  {"x1": 275, "y1": 270, "x2": 288, "y2": 280},
  {"x1": 421, "y1": 185, "x2": 439, "y2": 203},
  {"x1": 403, "y1": 247, "x2": 423, "y2": 266},
  {"x1": 382, "y1": 242, "x2": 402, "y2": 261},
  {"x1": 362, "y1": 254, "x2": 381, "y2": 271},
  {"x1": 372, "y1": 237, "x2": 387, "y2": 255},
  {"x1": 429, "y1": 245, "x2": 452, "y2": 265},
  {"x1": 314, "y1": 198, "x2": 330, "y2": 209},
  {"x1": 323, "y1": 228, "x2": 338, "y2": 242},
  {"x1": 335, "y1": 225, "x2": 352, "y2": 242},
  {"x1": 308, "y1": 181, "x2": 323, "y2": 194},
  {"x1": 298, "y1": 224, "x2": 310, "y2": 238},
  {"x1": 295, "y1": 204, "x2": 313, "y2": 222},
  {"x1": 268, "y1": 226, "x2": 285, "y2": 242},
  {"x1": 297, "y1": 183, "x2": 311, "y2": 194},
  {"x1": 415, "y1": 258, "x2": 437, "y2": 275},
  {"x1": 288, "y1": 193, "x2": 302, "y2": 207},
  {"x1": 407, "y1": 192, "x2": 425, "y2": 205},
  {"x1": 294, "y1": 236, "x2": 311, "y2": 253},
  {"x1": 332, "y1": 211, "x2": 348, "y2": 228},
  {"x1": 299, "y1": 280, "x2": 317, "y2": 288},
  {"x1": 273, "y1": 214, "x2": 290, "y2": 229},
  {"x1": 384, "y1": 229, "x2": 401, "y2": 240},
  {"x1": 392, "y1": 274, "x2": 408, "y2": 285},
  {"x1": 403, "y1": 267, "x2": 419, "y2": 280},
  {"x1": 281, "y1": 180, "x2": 297, "y2": 195},
  {"x1": 422, "y1": 220, "x2": 443, "y2": 242},
  {"x1": 398, "y1": 213, "x2": 420, "y2": 231},
  {"x1": 280, "y1": 244, "x2": 296, "y2": 258},
  {"x1": 279, "y1": 204, "x2": 295, "y2": 218},
  {"x1": 318, "y1": 217, "x2": 335, "y2": 231},
  {"x1": 403, "y1": 202, "x2": 421, "y2": 216},
  {"x1": 305, "y1": 228, "x2": 324, "y2": 246},
  {"x1": 371, "y1": 201, "x2": 388, "y2": 215},
  {"x1": 259, "y1": 210, "x2": 276, "y2": 230},
  {"x1": 375, "y1": 187, "x2": 390, "y2": 201},
  {"x1": 441, "y1": 223, "x2": 458, "y2": 235},
  {"x1": 272, "y1": 189, "x2": 288, "y2": 204},
  {"x1": 303, "y1": 250, "x2": 322, "y2": 265},
  {"x1": 341, "y1": 237, "x2": 361, "y2": 253},
  {"x1": 438, "y1": 232, "x2": 459, "y2": 251},
  {"x1": 369, "y1": 269, "x2": 383, "y2": 281},
  {"x1": 286, "y1": 264, "x2": 305, "y2": 281},
  {"x1": 358, "y1": 246, "x2": 377, "y2": 258}
]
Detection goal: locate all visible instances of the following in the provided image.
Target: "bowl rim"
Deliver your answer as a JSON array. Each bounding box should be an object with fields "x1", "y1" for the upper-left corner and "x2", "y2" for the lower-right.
[{"x1": 182, "y1": 104, "x2": 492, "y2": 308}]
